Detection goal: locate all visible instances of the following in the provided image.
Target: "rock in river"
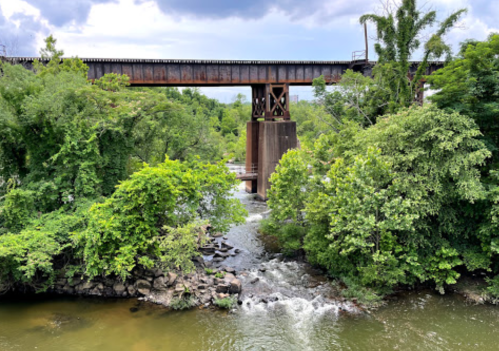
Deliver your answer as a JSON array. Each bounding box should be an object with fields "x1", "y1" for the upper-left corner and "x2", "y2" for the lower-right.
[{"x1": 136, "y1": 279, "x2": 152, "y2": 295}]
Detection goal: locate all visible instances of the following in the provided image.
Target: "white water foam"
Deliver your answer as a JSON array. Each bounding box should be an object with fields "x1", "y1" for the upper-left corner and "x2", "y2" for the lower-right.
[{"x1": 246, "y1": 213, "x2": 264, "y2": 222}]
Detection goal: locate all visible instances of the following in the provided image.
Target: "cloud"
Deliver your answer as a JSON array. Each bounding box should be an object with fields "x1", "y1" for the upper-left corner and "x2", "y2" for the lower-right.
[
  {"x1": 23, "y1": 0, "x2": 116, "y2": 26},
  {"x1": 54, "y1": 0, "x2": 368, "y2": 61},
  {"x1": 137, "y1": 0, "x2": 369, "y2": 23},
  {"x1": 0, "y1": 6, "x2": 48, "y2": 56}
]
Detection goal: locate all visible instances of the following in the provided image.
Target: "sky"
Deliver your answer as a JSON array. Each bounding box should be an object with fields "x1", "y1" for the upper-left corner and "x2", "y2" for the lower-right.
[{"x1": 1, "y1": 0, "x2": 498, "y2": 102}]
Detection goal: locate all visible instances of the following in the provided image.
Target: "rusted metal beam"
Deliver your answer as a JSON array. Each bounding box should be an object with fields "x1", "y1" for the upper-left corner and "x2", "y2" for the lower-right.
[{"x1": 6, "y1": 57, "x2": 444, "y2": 87}]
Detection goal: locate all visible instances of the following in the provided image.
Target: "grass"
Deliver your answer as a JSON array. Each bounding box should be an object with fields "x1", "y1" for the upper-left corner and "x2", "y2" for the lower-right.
[
  {"x1": 214, "y1": 271, "x2": 226, "y2": 279},
  {"x1": 332, "y1": 277, "x2": 386, "y2": 308},
  {"x1": 214, "y1": 296, "x2": 237, "y2": 309},
  {"x1": 170, "y1": 295, "x2": 197, "y2": 310},
  {"x1": 204, "y1": 268, "x2": 214, "y2": 275}
]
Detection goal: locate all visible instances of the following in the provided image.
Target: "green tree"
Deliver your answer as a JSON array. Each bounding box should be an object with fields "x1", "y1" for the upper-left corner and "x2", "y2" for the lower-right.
[
  {"x1": 265, "y1": 106, "x2": 490, "y2": 294},
  {"x1": 360, "y1": 0, "x2": 466, "y2": 110},
  {"x1": 75, "y1": 158, "x2": 246, "y2": 281}
]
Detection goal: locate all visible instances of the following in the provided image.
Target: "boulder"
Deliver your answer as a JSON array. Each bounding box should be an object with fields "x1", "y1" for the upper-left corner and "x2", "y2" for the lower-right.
[
  {"x1": 153, "y1": 276, "x2": 168, "y2": 291},
  {"x1": 69, "y1": 277, "x2": 82, "y2": 287},
  {"x1": 153, "y1": 269, "x2": 164, "y2": 278},
  {"x1": 136, "y1": 279, "x2": 152, "y2": 295},
  {"x1": 229, "y1": 279, "x2": 242, "y2": 294},
  {"x1": 200, "y1": 292, "x2": 212, "y2": 304},
  {"x1": 113, "y1": 282, "x2": 126, "y2": 295},
  {"x1": 200, "y1": 277, "x2": 213, "y2": 285},
  {"x1": 223, "y1": 273, "x2": 236, "y2": 283},
  {"x1": 62, "y1": 284, "x2": 74, "y2": 295},
  {"x1": 214, "y1": 251, "x2": 230, "y2": 258},
  {"x1": 184, "y1": 273, "x2": 195, "y2": 280},
  {"x1": 127, "y1": 285, "x2": 137, "y2": 296},
  {"x1": 103, "y1": 277, "x2": 115, "y2": 287},
  {"x1": 79, "y1": 281, "x2": 95, "y2": 291},
  {"x1": 103, "y1": 287, "x2": 115, "y2": 297},
  {"x1": 149, "y1": 289, "x2": 174, "y2": 306},
  {"x1": 143, "y1": 270, "x2": 154, "y2": 277},
  {"x1": 201, "y1": 246, "x2": 216, "y2": 254},
  {"x1": 216, "y1": 284, "x2": 229, "y2": 293},
  {"x1": 192, "y1": 256, "x2": 205, "y2": 267},
  {"x1": 221, "y1": 266, "x2": 236, "y2": 274},
  {"x1": 221, "y1": 242, "x2": 234, "y2": 250},
  {"x1": 89, "y1": 283, "x2": 104, "y2": 296},
  {"x1": 174, "y1": 284, "x2": 185, "y2": 295},
  {"x1": 167, "y1": 272, "x2": 178, "y2": 285}
]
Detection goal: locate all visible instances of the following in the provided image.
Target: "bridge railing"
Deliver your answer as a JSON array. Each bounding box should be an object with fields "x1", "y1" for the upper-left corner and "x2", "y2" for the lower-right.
[
  {"x1": 235, "y1": 164, "x2": 258, "y2": 175},
  {"x1": 352, "y1": 50, "x2": 366, "y2": 61}
]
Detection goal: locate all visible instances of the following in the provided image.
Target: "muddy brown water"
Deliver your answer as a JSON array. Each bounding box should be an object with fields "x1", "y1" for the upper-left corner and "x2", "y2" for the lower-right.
[{"x1": 1, "y1": 165, "x2": 498, "y2": 351}]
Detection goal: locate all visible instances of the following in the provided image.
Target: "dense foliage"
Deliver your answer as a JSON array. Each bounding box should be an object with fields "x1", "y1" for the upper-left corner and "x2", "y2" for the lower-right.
[
  {"x1": 0, "y1": 37, "x2": 247, "y2": 292},
  {"x1": 267, "y1": 106, "x2": 490, "y2": 295},
  {"x1": 263, "y1": 4, "x2": 499, "y2": 301}
]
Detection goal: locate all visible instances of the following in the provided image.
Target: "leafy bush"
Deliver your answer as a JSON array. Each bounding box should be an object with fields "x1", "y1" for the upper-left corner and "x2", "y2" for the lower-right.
[
  {"x1": 0, "y1": 36, "x2": 249, "y2": 293},
  {"x1": 0, "y1": 188, "x2": 35, "y2": 233},
  {"x1": 75, "y1": 158, "x2": 246, "y2": 281},
  {"x1": 266, "y1": 105, "x2": 491, "y2": 295},
  {"x1": 0, "y1": 201, "x2": 93, "y2": 291},
  {"x1": 337, "y1": 277, "x2": 384, "y2": 307},
  {"x1": 170, "y1": 295, "x2": 197, "y2": 310},
  {"x1": 204, "y1": 268, "x2": 214, "y2": 275},
  {"x1": 214, "y1": 296, "x2": 237, "y2": 309}
]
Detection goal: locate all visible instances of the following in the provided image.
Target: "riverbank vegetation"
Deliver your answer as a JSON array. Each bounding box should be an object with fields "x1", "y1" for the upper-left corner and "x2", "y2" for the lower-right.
[
  {"x1": 0, "y1": 36, "x2": 247, "y2": 292},
  {"x1": 263, "y1": 1, "x2": 499, "y2": 303}
]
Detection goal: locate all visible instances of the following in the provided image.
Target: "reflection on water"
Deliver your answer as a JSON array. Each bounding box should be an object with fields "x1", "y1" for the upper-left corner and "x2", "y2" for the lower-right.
[{"x1": 1, "y1": 164, "x2": 499, "y2": 350}]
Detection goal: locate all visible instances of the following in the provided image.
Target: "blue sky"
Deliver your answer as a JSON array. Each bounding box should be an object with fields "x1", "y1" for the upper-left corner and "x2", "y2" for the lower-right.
[{"x1": 1, "y1": 0, "x2": 498, "y2": 101}]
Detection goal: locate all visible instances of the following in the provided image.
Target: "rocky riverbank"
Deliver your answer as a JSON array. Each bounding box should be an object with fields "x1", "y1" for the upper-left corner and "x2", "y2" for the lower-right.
[
  {"x1": 49, "y1": 263, "x2": 242, "y2": 307},
  {"x1": 46, "y1": 230, "x2": 244, "y2": 309}
]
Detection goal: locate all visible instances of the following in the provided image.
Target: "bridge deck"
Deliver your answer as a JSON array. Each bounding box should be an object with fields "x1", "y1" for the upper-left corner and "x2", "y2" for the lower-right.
[
  {"x1": 236, "y1": 173, "x2": 258, "y2": 181},
  {"x1": 3, "y1": 57, "x2": 444, "y2": 87}
]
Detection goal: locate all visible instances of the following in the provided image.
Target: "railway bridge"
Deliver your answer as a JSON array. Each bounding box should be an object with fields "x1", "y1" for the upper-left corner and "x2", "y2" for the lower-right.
[{"x1": 4, "y1": 56, "x2": 443, "y2": 200}]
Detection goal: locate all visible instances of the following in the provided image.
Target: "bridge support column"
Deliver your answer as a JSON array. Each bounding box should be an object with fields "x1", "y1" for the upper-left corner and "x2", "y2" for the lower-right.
[
  {"x1": 245, "y1": 121, "x2": 259, "y2": 193},
  {"x1": 257, "y1": 120, "x2": 297, "y2": 200},
  {"x1": 246, "y1": 83, "x2": 296, "y2": 200}
]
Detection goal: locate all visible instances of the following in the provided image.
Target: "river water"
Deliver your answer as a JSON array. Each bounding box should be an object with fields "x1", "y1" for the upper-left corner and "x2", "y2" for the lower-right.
[{"x1": 1, "y1": 166, "x2": 498, "y2": 351}]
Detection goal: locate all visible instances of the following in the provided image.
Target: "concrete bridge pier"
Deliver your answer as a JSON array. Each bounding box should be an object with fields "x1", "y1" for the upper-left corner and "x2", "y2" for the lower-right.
[{"x1": 245, "y1": 83, "x2": 298, "y2": 200}]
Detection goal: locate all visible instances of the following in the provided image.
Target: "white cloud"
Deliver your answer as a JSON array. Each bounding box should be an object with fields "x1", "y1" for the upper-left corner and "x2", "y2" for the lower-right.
[{"x1": 3, "y1": 0, "x2": 499, "y2": 100}]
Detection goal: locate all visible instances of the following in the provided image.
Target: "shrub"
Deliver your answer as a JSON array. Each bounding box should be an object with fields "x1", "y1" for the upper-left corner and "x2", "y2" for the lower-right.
[
  {"x1": 0, "y1": 188, "x2": 35, "y2": 233},
  {"x1": 266, "y1": 105, "x2": 491, "y2": 294},
  {"x1": 214, "y1": 296, "x2": 237, "y2": 309},
  {"x1": 170, "y1": 295, "x2": 197, "y2": 310},
  {"x1": 75, "y1": 158, "x2": 246, "y2": 281},
  {"x1": 214, "y1": 271, "x2": 226, "y2": 279}
]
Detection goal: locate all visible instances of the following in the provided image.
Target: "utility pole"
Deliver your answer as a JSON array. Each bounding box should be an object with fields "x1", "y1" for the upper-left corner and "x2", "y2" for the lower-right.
[{"x1": 364, "y1": 23, "x2": 369, "y2": 64}]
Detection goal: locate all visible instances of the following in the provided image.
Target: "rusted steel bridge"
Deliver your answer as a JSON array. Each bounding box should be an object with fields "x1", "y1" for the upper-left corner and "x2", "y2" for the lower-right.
[{"x1": 5, "y1": 56, "x2": 444, "y2": 199}]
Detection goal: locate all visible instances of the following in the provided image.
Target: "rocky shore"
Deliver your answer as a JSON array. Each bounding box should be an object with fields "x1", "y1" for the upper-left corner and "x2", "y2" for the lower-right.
[{"x1": 48, "y1": 231, "x2": 244, "y2": 309}]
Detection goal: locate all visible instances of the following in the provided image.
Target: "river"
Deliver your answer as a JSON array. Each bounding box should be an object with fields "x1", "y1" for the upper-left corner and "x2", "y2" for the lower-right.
[{"x1": 0, "y1": 166, "x2": 498, "y2": 351}]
